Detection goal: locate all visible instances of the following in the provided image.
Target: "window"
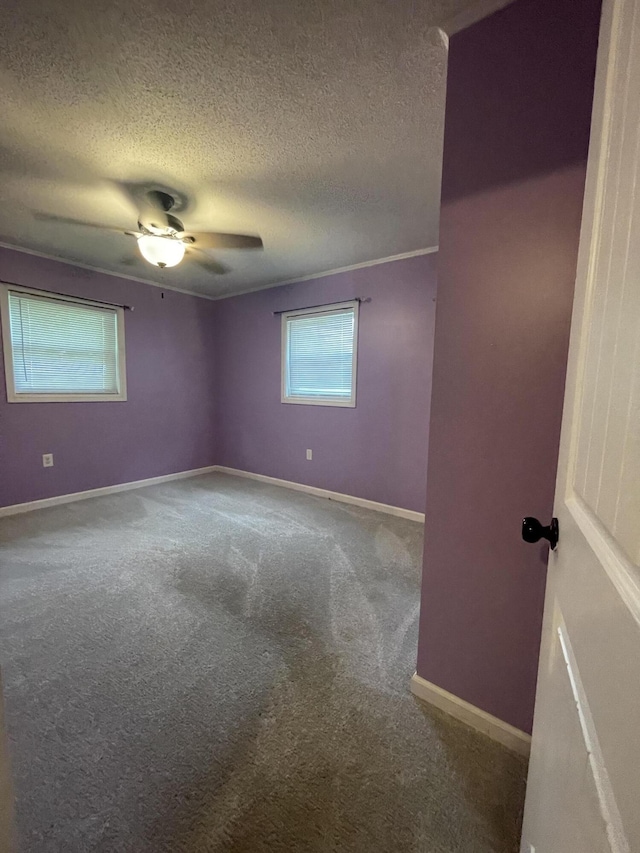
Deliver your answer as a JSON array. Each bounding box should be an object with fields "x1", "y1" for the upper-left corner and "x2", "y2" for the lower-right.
[
  {"x1": 281, "y1": 300, "x2": 358, "y2": 407},
  {"x1": 0, "y1": 284, "x2": 127, "y2": 403}
]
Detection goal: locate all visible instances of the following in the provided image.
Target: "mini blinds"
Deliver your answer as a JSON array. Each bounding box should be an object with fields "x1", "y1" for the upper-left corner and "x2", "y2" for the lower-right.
[
  {"x1": 283, "y1": 302, "x2": 358, "y2": 406},
  {"x1": 5, "y1": 289, "x2": 122, "y2": 398}
]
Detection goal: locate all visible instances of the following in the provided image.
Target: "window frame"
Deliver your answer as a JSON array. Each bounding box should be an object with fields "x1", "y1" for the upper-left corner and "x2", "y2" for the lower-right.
[
  {"x1": 280, "y1": 299, "x2": 359, "y2": 408},
  {"x1": 0, "y1": 283, "x2": 127, "y2": 404}
]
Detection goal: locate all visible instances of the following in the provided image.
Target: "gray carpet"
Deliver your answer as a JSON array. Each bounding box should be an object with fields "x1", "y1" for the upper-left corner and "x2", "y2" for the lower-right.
[{"x1": 0, "y1": 473, "x2": 527, "y2": 852}]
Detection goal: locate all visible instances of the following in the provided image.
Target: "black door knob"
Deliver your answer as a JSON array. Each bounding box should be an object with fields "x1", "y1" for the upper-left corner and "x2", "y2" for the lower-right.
[{"x1": 522, "y1": 517, "x2": 559, "y2": 550}]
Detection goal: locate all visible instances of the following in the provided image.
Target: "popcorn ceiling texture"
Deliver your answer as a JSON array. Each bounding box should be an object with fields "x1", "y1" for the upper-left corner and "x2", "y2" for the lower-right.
[{"x1": 0, "y1": 0, "x2": 474, "y2": 298}]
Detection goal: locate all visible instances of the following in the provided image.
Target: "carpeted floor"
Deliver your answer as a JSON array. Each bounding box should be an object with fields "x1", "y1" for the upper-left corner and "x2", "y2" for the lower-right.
[{"x1": 0, "y1": 473, "x2": 527, "y2": 852}]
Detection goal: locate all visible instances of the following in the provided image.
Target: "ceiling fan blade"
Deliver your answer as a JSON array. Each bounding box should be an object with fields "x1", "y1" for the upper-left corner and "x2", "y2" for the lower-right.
[
  {"x1": 116, "y1": 182, "x2": 174, "y2": 232},
  {"x1": 145, "y1": 190, "x2": 175, "y2": 212},
  {"x1": 184, "y1": 231, "x2": 263, "y2": 250},
  {"x1": 137, "y1": 197, "x2": 173, "y2": 231},
  {"x1": 188, "y1": 250, "x2": 230, "y2": 275},
  {"x1": 33, "y1": 212, "x2": 128, "y2": 233}
]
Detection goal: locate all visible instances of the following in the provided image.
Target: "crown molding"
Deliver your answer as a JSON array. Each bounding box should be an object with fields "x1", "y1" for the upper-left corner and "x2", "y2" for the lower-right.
[
  {"x1": 210, "y1": 246, "x2": 439, "y2": 301},
  {"x1": 0, "y1": 241, "x2": 218, "y2": 301},
  {"x1": 0, "y1": 241, "x2": 439, "y2": 304}
]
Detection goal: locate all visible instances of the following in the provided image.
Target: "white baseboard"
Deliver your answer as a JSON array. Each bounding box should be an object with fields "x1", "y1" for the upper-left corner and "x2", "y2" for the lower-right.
[
  {"x1": 213, "y1": 466, "x2": 425, "y2": 523},
  {"x1": 0, "y1": 465, "x2": 218, "y2": 518},
  {"x1": 0, "y1": 464, "x2": 425, "y2": 523},
  {"x1": 410, "y1": 672, "x2": 531, "y2": 757}
]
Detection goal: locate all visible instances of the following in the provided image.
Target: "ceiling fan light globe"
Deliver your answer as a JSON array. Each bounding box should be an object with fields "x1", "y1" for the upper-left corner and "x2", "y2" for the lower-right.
[{"x1": 137, "y1": 234, "x2": 185, "y2": 268}]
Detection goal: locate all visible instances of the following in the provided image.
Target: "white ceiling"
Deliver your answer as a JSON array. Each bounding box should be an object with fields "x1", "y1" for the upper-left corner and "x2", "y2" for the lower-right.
[{"x1": 0, "y1": 0, "x2": 474, "y2": 298}]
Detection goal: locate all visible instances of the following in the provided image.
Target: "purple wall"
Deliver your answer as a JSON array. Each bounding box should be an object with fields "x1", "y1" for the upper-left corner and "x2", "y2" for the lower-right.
[
  {"x1": 215, "y1": 254, "x2": 437, "y2": 513},
  {"x1": 0, "y1": 247, "x2": 217, "y2": 507},
  {"x1": 1, "y1": 249, "x2": 435, "y2": 512},
  {"x1": 416, "y1": 0, "x2": 601, "y2": 733}
]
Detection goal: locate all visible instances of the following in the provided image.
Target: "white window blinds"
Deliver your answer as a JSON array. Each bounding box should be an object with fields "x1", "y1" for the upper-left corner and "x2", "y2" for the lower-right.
[
  {"x1": 5, "y1": 289, "x2": 123, "y2": 398},
  {"x1": 283, "y1": 302, "x2": 358, "y2": 406}
]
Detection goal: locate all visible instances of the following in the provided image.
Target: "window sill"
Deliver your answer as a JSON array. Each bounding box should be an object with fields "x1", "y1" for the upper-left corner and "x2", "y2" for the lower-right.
[
  {"x1": 7, "y1": 393, "x2": 128, "y2": 403},
  {"x1": 281, "y1": 396, "x2": 356, "y2": 408}
]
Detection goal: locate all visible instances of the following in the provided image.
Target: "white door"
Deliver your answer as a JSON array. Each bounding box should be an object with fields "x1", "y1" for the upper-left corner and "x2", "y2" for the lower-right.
[{"x1": 520, "y1": 1, "x2": 640, "y2": 851}]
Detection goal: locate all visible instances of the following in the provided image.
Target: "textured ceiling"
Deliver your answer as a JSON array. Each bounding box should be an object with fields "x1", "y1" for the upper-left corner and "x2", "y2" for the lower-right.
[{"x1": 0, "y1": 0, "x2": 474, "y2": 298}]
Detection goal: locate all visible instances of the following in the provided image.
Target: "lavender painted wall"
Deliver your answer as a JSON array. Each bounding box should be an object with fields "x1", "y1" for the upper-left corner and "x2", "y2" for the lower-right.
[
  {"x1": 0, "y1": 247, "x2": 217, "y2": 507},
  {"x1": 215, "y1": 254, "x2": 437, "y2": 513},
  {"x1": 416, "y1": 0, "x2": 601, "y2": 733}
]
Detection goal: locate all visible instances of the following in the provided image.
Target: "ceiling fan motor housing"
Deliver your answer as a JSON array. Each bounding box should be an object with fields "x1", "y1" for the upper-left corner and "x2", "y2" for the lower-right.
[
  {"x1": 147, "y1": 190, "x2": 176, "y2": 212},
  {"x1": 138, "y1": 212, "x2": 185, "y2": 236}
]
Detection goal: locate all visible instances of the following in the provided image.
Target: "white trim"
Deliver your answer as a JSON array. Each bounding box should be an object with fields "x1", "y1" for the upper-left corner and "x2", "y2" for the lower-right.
[
  {"x1": 210, "y1": 247, "x2": 439, "y2": 301},
  {"x1": 0, "y1": 241, "x2": 439, "y2": 305},
  {"x1": 280, "y1": 398, "x2": 356, "y2": 408},
  {"x1": 0, "y1": 283, "x2": 127, "y2": 403},
  {"x1": 0, "y1": 465, "x2": 425, "y2": 521},
  {"x1": 0, "y1": 466, "x2": 218, "y2": 517},
  {"x1": 214, "y1": 466, "x2": 425, "y2": 522},
  {"x1": 1, "y1": 281, "x2": 121, "y2": 313},
  {"x1": 438, "y1": 0, "x2": 514, "y2": 36},
  {"x1": 0, "y1": 241, "x2": 218, "y2": 302},
  {"x1": 410, "y1": 672, "x2": 531, "y2": 757},
  {"x1": 280, "y1": 300, "x2": 359, "y2": 408}
]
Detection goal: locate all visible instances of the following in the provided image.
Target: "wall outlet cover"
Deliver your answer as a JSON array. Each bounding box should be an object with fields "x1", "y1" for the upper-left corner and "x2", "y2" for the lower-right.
[
  {"x1": 306, "y1": 449, "x2": 313, "y2": 461},
  {"x1": 42, "y1": 454, "x2": 54, "y2": 468}
]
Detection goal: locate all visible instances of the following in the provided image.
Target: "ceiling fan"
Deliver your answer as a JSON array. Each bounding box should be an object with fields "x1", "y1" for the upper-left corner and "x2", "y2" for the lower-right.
[{"x1": 35, "y1": 189, "x2": 263, "y2": 274}]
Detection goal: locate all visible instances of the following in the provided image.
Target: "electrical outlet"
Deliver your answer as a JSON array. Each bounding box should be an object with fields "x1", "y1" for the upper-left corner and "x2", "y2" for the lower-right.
[
  {"x1": 42, "y1": 453, "x2": 54, "y2": 468},
  {"x1": 306, "y1": 449, "x2": 313, "y2": 461}
]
